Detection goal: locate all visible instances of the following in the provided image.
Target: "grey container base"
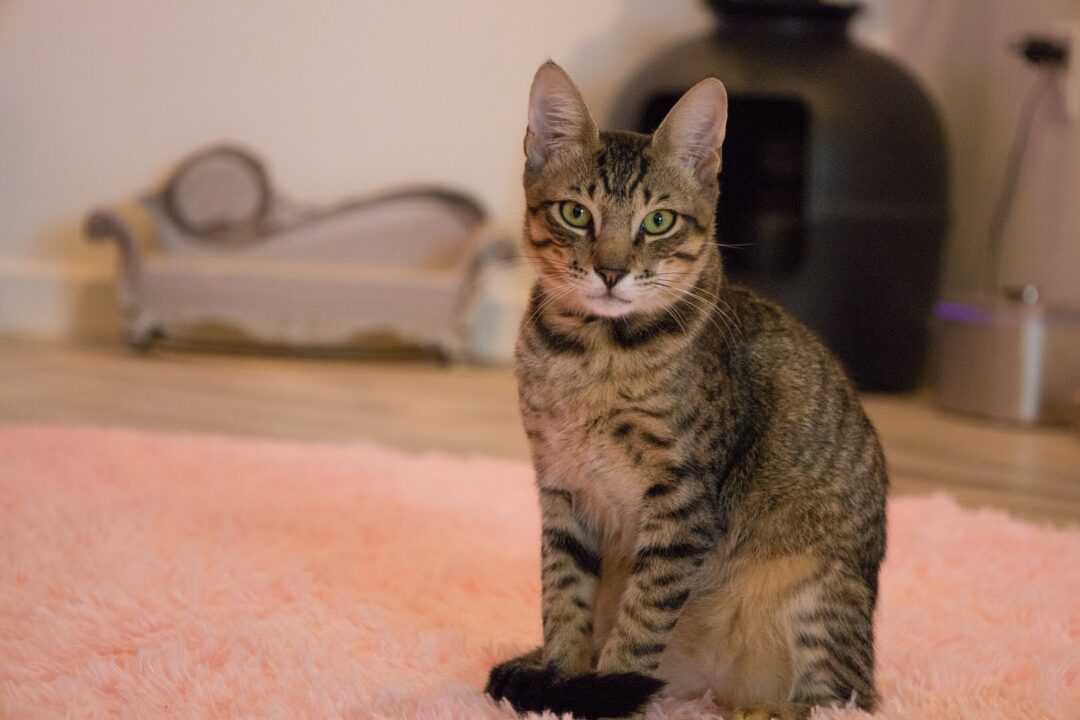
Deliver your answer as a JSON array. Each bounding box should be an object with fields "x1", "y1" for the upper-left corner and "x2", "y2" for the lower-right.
[{"x1": 934, "y1": 296, "x2": 1080, "y2": 425}]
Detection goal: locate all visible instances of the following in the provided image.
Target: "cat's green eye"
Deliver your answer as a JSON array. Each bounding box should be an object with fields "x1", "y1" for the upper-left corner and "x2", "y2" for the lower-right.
[
  {"x1": 642, "y1": 210, "x2": 676, "y2": 235},
  {"x1": 559, "y1": 201, "x2": 592, "y2": 229}
]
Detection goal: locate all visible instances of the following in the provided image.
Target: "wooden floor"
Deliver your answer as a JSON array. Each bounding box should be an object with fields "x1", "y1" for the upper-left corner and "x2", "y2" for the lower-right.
[{"x1": 1, "y1": 335, "x2": 1077, "y2": 525}]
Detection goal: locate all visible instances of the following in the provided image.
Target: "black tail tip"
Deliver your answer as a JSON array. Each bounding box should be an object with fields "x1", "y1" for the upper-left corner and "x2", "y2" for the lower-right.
[{"x1": 486, "y1": 661, "x2": 665, "y2": 719}]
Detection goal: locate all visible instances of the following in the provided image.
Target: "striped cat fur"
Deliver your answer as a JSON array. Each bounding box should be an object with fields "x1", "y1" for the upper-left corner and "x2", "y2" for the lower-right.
[{"x1": 486, "y1": 62, "x2": 887, "y2": 720}]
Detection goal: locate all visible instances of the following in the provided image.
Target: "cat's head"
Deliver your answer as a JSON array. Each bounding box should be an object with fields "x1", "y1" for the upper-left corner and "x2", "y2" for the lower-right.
[{"x1": 522, "y1": 61, "x2": 728, "y2": 320}]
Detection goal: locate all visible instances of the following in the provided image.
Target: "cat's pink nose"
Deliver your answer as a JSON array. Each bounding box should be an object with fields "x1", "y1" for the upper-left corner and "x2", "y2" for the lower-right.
[{"x1": 595, "y1": 267, "x2": 628, "y2": 289}]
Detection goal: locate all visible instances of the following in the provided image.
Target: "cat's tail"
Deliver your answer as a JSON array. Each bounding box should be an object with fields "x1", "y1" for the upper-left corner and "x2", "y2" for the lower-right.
[{"x1": 485, "y1": 652, "x2": 665, "y2": 719}]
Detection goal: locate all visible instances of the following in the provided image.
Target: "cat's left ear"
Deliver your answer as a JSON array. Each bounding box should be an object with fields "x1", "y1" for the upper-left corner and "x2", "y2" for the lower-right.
[{"x1": 652, "y1": 78, "x2": 728, "y2": 182}]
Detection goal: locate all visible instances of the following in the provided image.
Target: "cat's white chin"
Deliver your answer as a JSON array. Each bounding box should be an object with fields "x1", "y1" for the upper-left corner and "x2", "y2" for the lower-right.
[{"x1": 581, "y1": 292, "x2": 635, "y2": 318}]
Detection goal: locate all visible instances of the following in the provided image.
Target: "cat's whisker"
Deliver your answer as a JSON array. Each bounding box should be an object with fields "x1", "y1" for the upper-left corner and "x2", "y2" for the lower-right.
[
  {"x1": 650, "y1": 279, "x2": 727, "y2": 325},
  {"x1": 680, "y1": 290, "x2": 741, "y2": 347},
  {"x1": 525, "y1": 282, "x2": 580, "y2": 329},
  {"x1": 648, "y1": 282, "x2": 734, "y2": 358},
  {"x1": 662, "y1": 300, "x2": 690, "y2": 336},
  {"x1": 647, "y1": 272, "x2": 745, "y2": 334},
  {"x1": 651, "y1": 277, "x2": 744, "y2": 337},
  {"x1": 649, "y1": 280, "x2": 736, "y2": 358}
]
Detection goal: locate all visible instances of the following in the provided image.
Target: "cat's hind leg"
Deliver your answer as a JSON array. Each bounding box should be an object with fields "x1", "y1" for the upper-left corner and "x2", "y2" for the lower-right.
[
  {"x1": 670, "y1": 554, "x2": 877, "y2": 718},
  {"x1": 775, "y1": 562, "x2": 878, "y2": 712},
  {"x1": 732, "y1": 701, "x2": 811, "y2": 720}
]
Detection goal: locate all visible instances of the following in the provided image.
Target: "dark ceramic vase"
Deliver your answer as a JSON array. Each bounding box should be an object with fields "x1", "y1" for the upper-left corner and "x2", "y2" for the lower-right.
[{"x1": 610, "y1": 0, "x2": 949, "y2": 392}]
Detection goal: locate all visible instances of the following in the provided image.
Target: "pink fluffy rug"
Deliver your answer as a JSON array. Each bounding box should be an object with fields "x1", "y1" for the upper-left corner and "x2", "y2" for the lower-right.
[{"x1": 1, "y1": 426, "x2": 1076, "y2": 719}]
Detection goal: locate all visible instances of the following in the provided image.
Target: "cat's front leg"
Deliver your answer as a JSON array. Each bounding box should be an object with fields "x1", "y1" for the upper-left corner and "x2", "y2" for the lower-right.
[
  {"x1": 486, "y1": 483, "x2": 598, "y2": 699},
  {"x1": 490, "y1": 484, "x2": 662, "y2": 717},
  {"x1": 597, "y1": 467, "x2": 718, "y2": 675},
  {"x1": 536, "y1": 485, "x2": 601, "y2": 673}
]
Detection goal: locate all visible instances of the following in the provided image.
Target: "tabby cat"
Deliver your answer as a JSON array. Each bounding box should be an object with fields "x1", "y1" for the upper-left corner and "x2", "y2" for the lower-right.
[{"x1": 485, "y1": 62, "x2": 888, "y2": 720}]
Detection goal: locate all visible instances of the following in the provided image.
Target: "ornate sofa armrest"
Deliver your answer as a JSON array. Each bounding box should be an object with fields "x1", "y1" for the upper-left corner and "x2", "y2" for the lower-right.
[
  {"x1": 84, "y1": 201, "x2": 161, "y2": 348},
  {"x1": 462, "y1": 226, "x2": 519, "y2": 287},
  {"x1": 456, "y1": 224, "x2": 530, "y2": 364}
]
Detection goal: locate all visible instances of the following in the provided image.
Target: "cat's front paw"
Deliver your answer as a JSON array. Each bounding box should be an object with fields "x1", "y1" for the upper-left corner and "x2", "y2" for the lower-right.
[
  {"x1": 485, "y1": 651, "x2": 664, "y2": 719},
  {"x1": 485, "y1": 647, "x2": 545, "y2": 701}
]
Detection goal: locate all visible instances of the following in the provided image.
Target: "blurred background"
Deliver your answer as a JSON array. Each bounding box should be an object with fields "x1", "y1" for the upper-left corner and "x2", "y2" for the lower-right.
[
  {"x1": 3, "y1": 0, "x2": 1078, "y2": 331},
  {"x1": 0, "y1": 1, "x2": 1077, "y2": 519}
]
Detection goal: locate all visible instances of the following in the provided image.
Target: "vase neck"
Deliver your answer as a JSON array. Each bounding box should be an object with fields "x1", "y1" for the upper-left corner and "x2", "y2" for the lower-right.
[{"x1": 709, "y1": 0, "x2": 859, "y2": 42}]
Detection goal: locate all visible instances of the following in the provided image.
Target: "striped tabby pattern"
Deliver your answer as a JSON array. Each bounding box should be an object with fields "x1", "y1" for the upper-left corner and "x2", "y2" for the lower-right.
[{"x1": 486, "y1": 63, "x2": 887, "y2": 720}]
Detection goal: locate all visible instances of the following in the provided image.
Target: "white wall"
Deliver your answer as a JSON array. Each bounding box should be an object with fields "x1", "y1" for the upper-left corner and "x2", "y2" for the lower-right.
[
  {"x1": 0, "y1": 0, "x2": 732, "y2": 336},
  {"x1": 885, "y1": 0, "x2": 1080, "y2": 304},
  {"x1": 0, "y1": 0, "x2": 1075, "y2": 338}
]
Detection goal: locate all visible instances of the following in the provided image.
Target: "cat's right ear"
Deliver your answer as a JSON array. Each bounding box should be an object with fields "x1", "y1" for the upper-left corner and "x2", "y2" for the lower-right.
[{"x1": 525, "y1": 62, "x2": 598, "y2": 171}]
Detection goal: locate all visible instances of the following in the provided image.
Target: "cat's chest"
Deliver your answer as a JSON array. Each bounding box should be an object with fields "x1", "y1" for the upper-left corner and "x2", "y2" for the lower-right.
[{"x1": 521, "y1": 366, "x2": 662, "y2": 547}]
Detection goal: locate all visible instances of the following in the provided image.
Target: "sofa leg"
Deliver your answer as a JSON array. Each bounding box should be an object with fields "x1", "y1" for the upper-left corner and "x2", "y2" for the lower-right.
[{"x1": 126, "y1": 313, "x2": 162, "y2": 353}]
